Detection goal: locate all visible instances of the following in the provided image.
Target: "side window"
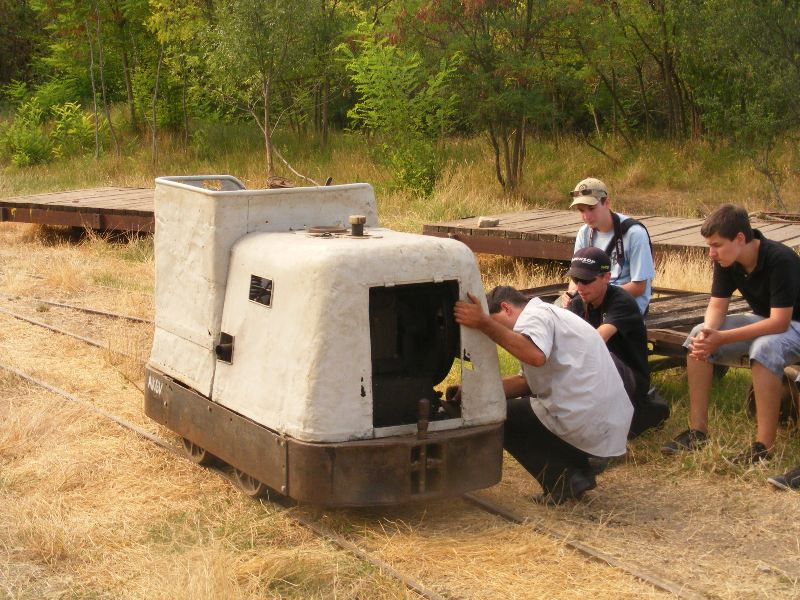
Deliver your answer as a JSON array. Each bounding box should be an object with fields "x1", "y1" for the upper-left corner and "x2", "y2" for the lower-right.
[{"x1": 249, "y1": 275, "x2": 273, "y2": 306}]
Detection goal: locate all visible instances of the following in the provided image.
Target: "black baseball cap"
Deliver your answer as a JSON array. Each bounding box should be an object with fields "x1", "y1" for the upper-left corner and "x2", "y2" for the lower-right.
[{"x1": 566, "y1": 247, "x2": 611, "y2": 280}]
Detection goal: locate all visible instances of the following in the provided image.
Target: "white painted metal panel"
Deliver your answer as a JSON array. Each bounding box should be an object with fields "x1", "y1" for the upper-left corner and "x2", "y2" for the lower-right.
[{"x1": 211, "y1": 230, "x2": 505, "y2": 442}]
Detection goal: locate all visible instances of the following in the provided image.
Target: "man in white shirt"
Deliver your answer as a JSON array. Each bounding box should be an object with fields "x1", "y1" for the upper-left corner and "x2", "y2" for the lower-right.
[
  {"x1": 454, "y1": 286, "x2": 632, "y2": 505},
  {"x1": 559, "y1": 177, "x2": 655, "y2": 314}
]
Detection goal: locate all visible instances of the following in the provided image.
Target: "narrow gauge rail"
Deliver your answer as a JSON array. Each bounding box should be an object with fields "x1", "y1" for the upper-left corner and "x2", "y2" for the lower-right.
[{"x1": 0, "y1": 297, "x2": 710, "y2": 599}]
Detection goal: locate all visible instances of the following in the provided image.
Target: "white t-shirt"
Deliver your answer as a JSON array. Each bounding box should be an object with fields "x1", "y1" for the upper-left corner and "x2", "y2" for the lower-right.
[{"x1": 513, "y1": 298, "x2": 632, "y2": 457}]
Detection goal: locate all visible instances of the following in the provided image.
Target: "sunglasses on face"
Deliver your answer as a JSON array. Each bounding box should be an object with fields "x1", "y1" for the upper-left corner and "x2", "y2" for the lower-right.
[
  {"x1": 571, "y1": 276, "x2": 596, "y2": 285},
  {"x1": 569, "y1": 188, "x2": 606, "y2": 198}
]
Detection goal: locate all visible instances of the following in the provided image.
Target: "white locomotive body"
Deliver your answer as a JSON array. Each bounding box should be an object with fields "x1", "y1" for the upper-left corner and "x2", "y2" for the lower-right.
[{"x1": 144, "y1": 175, "x2": 506, "y2": 506}]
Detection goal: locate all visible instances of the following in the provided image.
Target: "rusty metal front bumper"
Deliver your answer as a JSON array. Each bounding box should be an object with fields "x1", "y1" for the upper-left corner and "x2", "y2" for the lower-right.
[{"x1": 144, "y1": 367, "x2": 503, "y2": 507}]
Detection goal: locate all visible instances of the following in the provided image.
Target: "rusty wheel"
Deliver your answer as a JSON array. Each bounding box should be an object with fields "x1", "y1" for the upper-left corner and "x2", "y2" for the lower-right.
[
  {"x1": 233, "y1": 468, "x2": 270, "y2": 498},
  {"x1": 182, "y1": 438, "x2": 218, "y2": 466}
]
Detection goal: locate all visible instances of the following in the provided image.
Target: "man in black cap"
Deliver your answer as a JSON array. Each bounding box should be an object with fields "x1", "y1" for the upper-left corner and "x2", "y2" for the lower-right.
[{"x1": 566, "y1": 247, "x2": 669, "y2": 438}]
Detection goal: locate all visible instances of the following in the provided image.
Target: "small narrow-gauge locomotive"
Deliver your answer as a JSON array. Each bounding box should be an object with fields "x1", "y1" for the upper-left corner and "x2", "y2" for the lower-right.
[{"x1": 144, "y1": 175, "x2": 506, "y2": 506}]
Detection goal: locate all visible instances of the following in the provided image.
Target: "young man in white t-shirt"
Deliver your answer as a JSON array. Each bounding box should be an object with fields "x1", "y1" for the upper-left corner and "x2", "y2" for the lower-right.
[
  {"x1": 454, "y1": 286, "x2": 632, "y2": 505},
  {"x1": 558, "y1": 177, "x2": 655, "y2": 314}
]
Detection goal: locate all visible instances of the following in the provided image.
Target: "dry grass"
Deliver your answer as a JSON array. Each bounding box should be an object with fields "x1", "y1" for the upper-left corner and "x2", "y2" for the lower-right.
[
  {"x1": 0, "y1": 329, "x2": 410, "y2": 599},
  {"x1": 654, "y1": 252, "x2": 713, "y2": 292},
  {"x1": 3, "y1": 129, "x2": 800, "y2": 235}
]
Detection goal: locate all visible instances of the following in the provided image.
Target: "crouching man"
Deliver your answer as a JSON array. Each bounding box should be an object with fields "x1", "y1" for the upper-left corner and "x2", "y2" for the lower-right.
[
  {"x1": 453, "y1": 286, "x2": 632, "y2": 505},
  {"x1": 565, "y1": 247, "x2": 669, "y2": 438}
]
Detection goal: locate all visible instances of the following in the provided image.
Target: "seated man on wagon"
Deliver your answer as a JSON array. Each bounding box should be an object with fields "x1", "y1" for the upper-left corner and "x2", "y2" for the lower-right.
[
  {"x1": 453, "y1": 286, "x2": 632, "y2": 505},
  {"x1": 559, "y1": 177, "x2": 655, "y2": 314},
  {"x1": 661, "y1": 204, "x2": 800, "y2": 467},
  {"x1": 565, "y1": 247, "x2": 669, "y2": 439}
]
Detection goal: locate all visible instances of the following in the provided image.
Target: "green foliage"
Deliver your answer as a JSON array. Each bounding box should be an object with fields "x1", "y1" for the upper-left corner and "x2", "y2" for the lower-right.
[
  {"x1": 33, "y1": 76, "x2": 90, "y2": 112},
  {"x1": 341, "y1": 26, "x2": 459, "y2": 194},
  {"x1": 2, "y1": 80, "x2": 30, "y2": 108},
  {"x1": 383, "y1": 138, "x2": 440, "y2": 196},
  {"x1": 50, "y1": 101, "x2": 96, "y2": 158},
  {"x1": 0, "y1": 100, "x2": 51, "y2": 166},
  {"x1": 0, "y1": 97, "x2": 100, "y2": 165},
  {"x1": 1, "y1": 0, "x2": 799, "y2": 191},
  {"x1": 342, "y1": 29, "x2": 460, "y2": 138}
]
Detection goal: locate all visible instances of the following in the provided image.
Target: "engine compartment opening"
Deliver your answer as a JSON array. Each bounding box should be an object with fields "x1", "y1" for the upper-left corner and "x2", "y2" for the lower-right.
[{"x1": 369, "y1": 280, "x2": 460, "y2": 428}]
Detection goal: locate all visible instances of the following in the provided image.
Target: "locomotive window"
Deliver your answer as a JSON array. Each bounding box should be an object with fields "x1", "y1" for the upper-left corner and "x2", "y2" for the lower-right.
[{"x1": 249, "y1": 275, "x2": 273, "y2": 306}]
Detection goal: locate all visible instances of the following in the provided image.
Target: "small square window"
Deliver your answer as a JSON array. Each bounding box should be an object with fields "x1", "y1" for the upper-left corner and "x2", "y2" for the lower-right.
[{"x1": 249, "y1": 275, "x2": 273, "y2": 306}]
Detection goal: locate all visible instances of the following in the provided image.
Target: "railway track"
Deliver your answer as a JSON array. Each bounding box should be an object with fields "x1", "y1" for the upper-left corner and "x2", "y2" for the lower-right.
[{"x1": 0, "y1": 296, "x2": 708, "y2": 599}]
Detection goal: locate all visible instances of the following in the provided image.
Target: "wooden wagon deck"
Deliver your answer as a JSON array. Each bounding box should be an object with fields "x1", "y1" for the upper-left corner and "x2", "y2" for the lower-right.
[
  {"x1": 423, "y1": 209, "x2": 800, "y2": 261},
  {"x1": 0, "y1": 187, "x2": 154, "y2": 232}
]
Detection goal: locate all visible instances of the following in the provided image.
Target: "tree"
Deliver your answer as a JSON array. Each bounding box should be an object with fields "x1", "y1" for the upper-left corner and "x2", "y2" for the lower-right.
[
  {"x1": 0, "y1": 0, "x2": 41, "y2": 87},
  {"x1": 678, "y1": 0, "x2": 800, "y2": 208},
  {"x1": 397, "y1": 0, "x2": 575, "y2": 191},
  {"x1": 205, "y1": 0, "x2": 316, "y2": 181},
  {"x1": 341, "y1": 24, "x2": 460, "y2": 194}
]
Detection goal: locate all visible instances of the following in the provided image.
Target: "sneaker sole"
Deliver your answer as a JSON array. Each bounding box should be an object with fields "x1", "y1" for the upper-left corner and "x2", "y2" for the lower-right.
[
  {"x1": 767, "y1": 476, "x2": 793, "y2": 491},
  {"x1": 660, "y1": 445, "x2": 692, "y2": 456}
]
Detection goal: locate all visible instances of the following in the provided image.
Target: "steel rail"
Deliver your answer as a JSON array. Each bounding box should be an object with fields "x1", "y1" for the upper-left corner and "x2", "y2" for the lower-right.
[
  {"x1": 0, "y1": 306, "x2": 145, "y2": 363},
  {"x1": 0, "y1": 303, "x2": 709, "y2": 598},
  {"x1": 0, "y1": 362, "x2": 449, "y2": 600},
  {"x1": 31, "y1": 298, "x2": 153, "y2": 324},
  {"x1": 462, "y1": 493, "x2": 707, "y2": 600}
]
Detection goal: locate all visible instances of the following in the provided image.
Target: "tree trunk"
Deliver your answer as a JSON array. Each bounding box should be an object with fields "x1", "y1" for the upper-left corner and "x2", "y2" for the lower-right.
[
  {"x1": 94, "y1": 0, "x2": 120, "y2": 157},
  {"x1": 551, "y1": 88, "x2": 560, "y2": 146},
  {"x1": 321, "y1": 77, "x2": 330, "y2": 147},
  {"x1": 120, "y1": 34, "x2": 136, "y2": 127},
  {"x1": 108, "y1": 0, "x2": 136, "y2": 128},
  {"x1": 634, "y1": 63, "x2": 651, "y2": 138},
  {"x1": 313, "y1": 82, "x2": 320, "y2": 135},
  {"x1": 501, "y1": 128, "x2": 513, "y2": 190},
  {"x1": 511, "y1": 117, "x2": 526, "y2": 188},
  {"x1": 152, "y1": 44, "x2": 164, "y2": 165},
  {"x1": 487, "y1": 122, "x2": 505, "y2": 188},
  {"x1": 181, "y1": 55, "x2": 189, "y2": 148},
  {"x1": 263, "y1": 78, "x2": 274, "y2": 177},
  {"x1": 85, "y1": 21, "x2": 100, "y2": 160}
]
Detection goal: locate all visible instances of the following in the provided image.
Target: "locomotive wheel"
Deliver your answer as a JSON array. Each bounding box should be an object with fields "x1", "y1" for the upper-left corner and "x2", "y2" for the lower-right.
[
  {"x1": 233, "y1": 468, "x2": 270, "y2": 498},
  {"x1": 181, "y1": 438, "x2": 218, "y2": 466}
]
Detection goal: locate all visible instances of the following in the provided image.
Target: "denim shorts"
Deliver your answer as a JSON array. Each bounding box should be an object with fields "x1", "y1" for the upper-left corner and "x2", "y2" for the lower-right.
[{"x1": 682, "y1": 313, "x2": 800, "y2": 378}]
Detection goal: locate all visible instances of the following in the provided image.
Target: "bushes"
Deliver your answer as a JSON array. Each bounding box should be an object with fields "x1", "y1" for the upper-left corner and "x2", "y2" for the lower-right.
[
  {"x1": 383, "y1": 139, "x2": 440, "y2": 197},
  {"x1": 341, "y1": 26, "x2": 460, "y2": 195},
  {"x1": 50, "y1": 102, "x2": 97, "y2": 158},
  {"x1": 0, "y1": 98, "x2": 99, "y2": 166},
  {"x1": 0, "y1": 100, "x2": 51, "y2": 166}
]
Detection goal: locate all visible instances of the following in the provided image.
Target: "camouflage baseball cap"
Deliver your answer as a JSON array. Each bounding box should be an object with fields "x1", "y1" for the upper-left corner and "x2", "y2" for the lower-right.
[{"x1": 569, "y1": 177, "x2": 608, "y2": 208}]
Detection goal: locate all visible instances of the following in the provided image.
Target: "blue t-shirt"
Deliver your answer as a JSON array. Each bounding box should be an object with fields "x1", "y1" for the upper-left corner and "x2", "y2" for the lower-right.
[{"x1": 574, "y1": 213, "x2": 655, "y2": 313}]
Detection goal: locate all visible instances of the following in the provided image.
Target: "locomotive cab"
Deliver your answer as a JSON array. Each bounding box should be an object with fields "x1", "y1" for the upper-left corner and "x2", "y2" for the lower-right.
[{"x1": 144, "y1": 176, "x2": 506, "y2": 506}]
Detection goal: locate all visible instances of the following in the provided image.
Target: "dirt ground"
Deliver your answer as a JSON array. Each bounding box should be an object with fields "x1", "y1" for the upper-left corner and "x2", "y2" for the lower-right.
[{"x1": 1, "y1": 223, "x2": 799, "y2": 599}]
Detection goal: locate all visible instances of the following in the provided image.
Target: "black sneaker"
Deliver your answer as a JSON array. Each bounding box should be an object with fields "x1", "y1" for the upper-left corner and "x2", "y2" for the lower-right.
[
  {"x1": 767, "y1": 466, "x2": 800, "y2": 491},
  {"x1": 533, "y1": 470, "x2": 597, "y2": 506},
  {"x1": 661, "y1": 429, "x2": 709, "y2": 455},
  {"x1": 587, "y1": 456, "x2": 611, "y2": 476},
  {"x1": 729, "y1": 441, "x2": 772, "y2": 465}
]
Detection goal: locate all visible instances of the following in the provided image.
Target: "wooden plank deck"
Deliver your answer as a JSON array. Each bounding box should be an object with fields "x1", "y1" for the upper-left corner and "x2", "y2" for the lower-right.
[
  {"x1": 0, "y1": 187, "x2": 155, "y2": 232},
  {"x1": 423, "y1": 209, "x2": 800, "y2": 260}
]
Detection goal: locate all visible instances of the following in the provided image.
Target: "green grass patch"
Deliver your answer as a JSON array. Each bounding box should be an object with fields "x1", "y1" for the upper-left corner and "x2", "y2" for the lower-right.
[{"x1": 91, "y1": 272, "x2": 153, "y2": 294}]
